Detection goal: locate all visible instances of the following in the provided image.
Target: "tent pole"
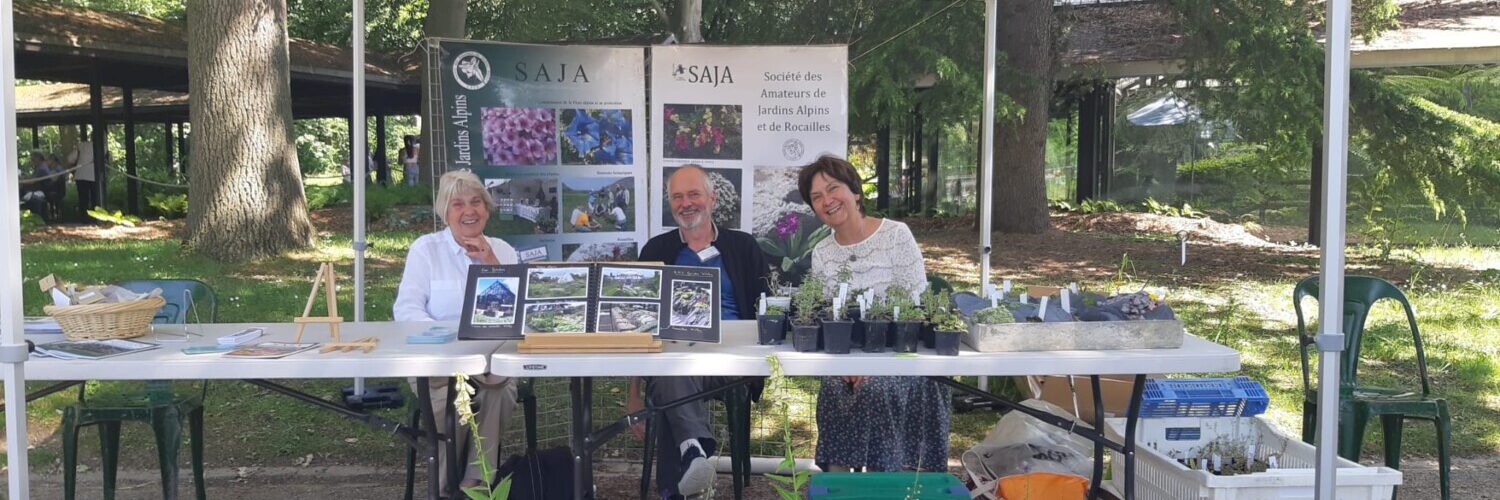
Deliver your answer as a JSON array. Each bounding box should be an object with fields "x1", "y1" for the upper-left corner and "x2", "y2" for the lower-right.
[
  {"x1": 352, "y1": 0, "x2": 368, "y2": 395},
  {"x1": 1314, "y1": 0, "x2": 1353, "y2": 497},
  {"x1": 1, "y1": 0, "x2": 36, "y2": 497},
  {"x1": 979, "y1": 0, "x2": 997, "y2": 291}
]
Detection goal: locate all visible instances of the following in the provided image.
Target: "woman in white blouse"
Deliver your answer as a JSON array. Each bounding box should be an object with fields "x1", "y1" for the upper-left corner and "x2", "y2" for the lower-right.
[
  {"x1": 799, "y1": 155, "x2": 949, "y2": 472},
  {"x1": 394, "y1": 169, "x2": 518, "y2": 490}
]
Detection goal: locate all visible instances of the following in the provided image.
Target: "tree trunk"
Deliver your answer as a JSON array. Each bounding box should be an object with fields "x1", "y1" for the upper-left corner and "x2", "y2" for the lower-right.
[
  {"x1": 993, "y1": 0, "x2": 1053, "y2": 234},
  {"x1": 418, "y1": 0, "x2": 467, "y2": 186},
  {"x1": 674, "y1": 0, "x2": 703, "y2": 43},
  {"x1": 186, "y1": 0, "x2": 314, "y2": 261}
]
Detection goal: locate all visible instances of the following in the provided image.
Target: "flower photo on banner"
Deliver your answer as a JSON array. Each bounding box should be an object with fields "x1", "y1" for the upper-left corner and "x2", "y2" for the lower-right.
[
  {"x1": 560, "y1": 109, "x2": 633, "y2": 165},
  {"x1": 663, "y1": 104, "x2": 743, "y2": 160},
  {"x1": 753, "y1": 166, "x2": 829, "y2": 284},
  {"x1": 482, "y1": 107, "x2": 558, "y2": 166}
]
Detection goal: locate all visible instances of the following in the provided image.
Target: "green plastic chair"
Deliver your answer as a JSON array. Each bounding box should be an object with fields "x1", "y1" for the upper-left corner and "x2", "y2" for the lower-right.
[
  {"x1": 62, "y1": 279, "x2": 214, "y2": 500},
  {"x1": 1293, "y1": 275, "x2": 1450, "y2": 500}
]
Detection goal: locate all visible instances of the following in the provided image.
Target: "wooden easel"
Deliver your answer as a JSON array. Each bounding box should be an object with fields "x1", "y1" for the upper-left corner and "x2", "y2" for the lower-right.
[
  {"x1": 516, "y1": 332, "x2": 662, "y2": 353},
  {"x1": 293, "y1": 263, "x2": 377, "y2": 353}
]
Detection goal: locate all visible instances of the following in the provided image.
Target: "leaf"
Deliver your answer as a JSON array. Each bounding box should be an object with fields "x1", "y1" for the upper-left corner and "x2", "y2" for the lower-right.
[
  {"x1": 782, "y1": 256, "x2": 794, "y2": 272},
  {"x1": 766, "y1": 474, "x2": 795, "y2": 484},
  {"x1": 462, "y1": 489, "x2": 489, "y2": 500},
  {"x1": 757, "y1": 237, "x2": 787, "y2": 258},
  {"x1": 492, "y1": 476, "x2": 512, "y2": 500}
]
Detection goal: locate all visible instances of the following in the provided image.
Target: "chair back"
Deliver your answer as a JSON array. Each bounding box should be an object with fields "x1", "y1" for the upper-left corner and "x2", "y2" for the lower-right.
[
  {"x1": 1292, "y1": 275, "x2": 1429, "y2": 396},
  {"x1": 117, "y1": 279, "x2": 218, "y2": 324}
]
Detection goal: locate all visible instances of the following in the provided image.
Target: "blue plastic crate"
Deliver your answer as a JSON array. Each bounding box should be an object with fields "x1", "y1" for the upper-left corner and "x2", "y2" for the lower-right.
[{"x1": 1138, "y1": 376, "x2": 1269, "y2": 417}]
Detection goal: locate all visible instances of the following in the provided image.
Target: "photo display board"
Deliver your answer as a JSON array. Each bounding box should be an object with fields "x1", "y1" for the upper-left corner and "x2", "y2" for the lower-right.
[
  {"x1": 429, "y1": 39, "x2": 649, "y2": 262},
  {"x1": 459, "y1": 263, "x2": 721, "y2": 343},
  {"x1": 648, "y1": 45, "x2": 848, "y2": 284}
]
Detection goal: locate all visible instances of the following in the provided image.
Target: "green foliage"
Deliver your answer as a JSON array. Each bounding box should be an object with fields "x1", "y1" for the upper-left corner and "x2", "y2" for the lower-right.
[
  {"x1": 146, "y1": 193, "x2": 188, "y2": 219},
  {"x1": 791, "y1": 274, "x2": 825, "y2": 326},
  {"x1": 762, "y1": 355, "x2": 810, "y2": 500},
  {"x1": 20, "y1": 210, "x2": 45, "y2": 233},
  {"x1": 1141, "y1": 197, "x2": 1203, "y2": 218},
  {"x1": 1077, "y1": 198, "x2": 1124, "y2": 214},
  {"x1": 86, "y1": 207, "x2": 141, "y2": 227},
  {"x1": 765, "y1": 304, "x2": 787, "y2": 316},
  {"x1": 304, "y1": 184, "x2": 349, "y2": 211},
  {"x1": 864, "y1": 299, "x2": 893, "y2": 321},
  {"x1": 973, "y1": 306, "x2": 1013, "y2": 325}
]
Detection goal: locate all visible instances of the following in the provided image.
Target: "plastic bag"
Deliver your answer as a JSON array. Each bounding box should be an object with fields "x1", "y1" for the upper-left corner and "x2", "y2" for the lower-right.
[{"x1": 962, "y1": 399, "x2": 1094, "y2": 499}]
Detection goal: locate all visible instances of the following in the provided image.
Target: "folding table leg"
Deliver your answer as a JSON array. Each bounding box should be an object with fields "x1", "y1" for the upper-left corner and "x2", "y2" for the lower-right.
[
  {"x1": 570, "y1": 377, "x2": 595, "y2": 500},
  {"x1": 415, "y1": 378, "x2": 442, "y2": 500},
  {"x1": 1122, "y1": 374, "x2": 1146, "y2": 500},
  {"x1": 1089, "y1": 375, "x2": 1105, "y2": 500}
]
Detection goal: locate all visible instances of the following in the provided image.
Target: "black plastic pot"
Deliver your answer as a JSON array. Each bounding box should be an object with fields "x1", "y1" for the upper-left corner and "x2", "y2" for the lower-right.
[
  {"x1": 821, "y1": 319, "x2": 854, "y2": 354},
  {"x1": 921, "y1": 322, "x2": 936, "y2": 349},
  {"x1": 934, "y1": 330, "x2": 962, "y2": 356},
  {"x1": 892, "y1": 321, "x2": 922, "y2": 353},
  {"x1": 847, "y1": 307, "x2": 865, "y2": 348},
  {"x1": 861, "y1": 320, "x2": 890, "y2": 353},
  {"x1": 757, "y1": 314, "x2": 787, "y2": 345},
  {"x1": 791, "y1": 324, "x2": 820, "y2": 352}
]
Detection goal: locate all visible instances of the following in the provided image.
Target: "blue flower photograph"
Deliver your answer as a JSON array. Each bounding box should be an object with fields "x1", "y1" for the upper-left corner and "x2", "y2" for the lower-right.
[{"x1": 560, "y1": 108, "x2": 634, "y2": 165}]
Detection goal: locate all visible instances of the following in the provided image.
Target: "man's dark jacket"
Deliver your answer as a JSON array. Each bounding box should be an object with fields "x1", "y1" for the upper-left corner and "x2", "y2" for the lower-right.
[{"x1": 639, "y1": 226, "x2": 769, "y2": 320}]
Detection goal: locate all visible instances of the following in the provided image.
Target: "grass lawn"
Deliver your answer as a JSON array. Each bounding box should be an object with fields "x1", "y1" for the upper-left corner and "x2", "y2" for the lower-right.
[{"x1": 5, "y1": 210, "x2": 1498, "y2": 474}]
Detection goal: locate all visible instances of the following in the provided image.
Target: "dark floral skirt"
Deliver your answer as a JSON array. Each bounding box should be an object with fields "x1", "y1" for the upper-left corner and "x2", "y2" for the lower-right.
[{"x1": 815, "y1": 376, "x2": 951, "y2": 471}]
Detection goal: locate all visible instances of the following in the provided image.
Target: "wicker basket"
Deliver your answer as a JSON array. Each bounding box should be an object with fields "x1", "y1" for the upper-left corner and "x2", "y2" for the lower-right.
[{"x1": 43, "y1": 296, "x2": 165, "y2": 340}]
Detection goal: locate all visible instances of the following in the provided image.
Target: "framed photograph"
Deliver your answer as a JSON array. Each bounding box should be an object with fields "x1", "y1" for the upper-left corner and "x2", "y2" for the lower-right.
[
  {"x1": 470, "y1": 277, "x2": 520, "y2": 325},
  {"x1": 600, "y1": 266, "x2": 662, "y2": 300},
  {"x1": 669, "y1": 279, "x2": 714, "y2": 329},
  {"x1": 525, "y1": 266, "x2": 591, "y2": 300},
  {"x1": 596, "y1": 301, "x2": 660, "y2": 334},
  {"x1": 523, "y1": 301, "x2": 589, "y2": 334}
]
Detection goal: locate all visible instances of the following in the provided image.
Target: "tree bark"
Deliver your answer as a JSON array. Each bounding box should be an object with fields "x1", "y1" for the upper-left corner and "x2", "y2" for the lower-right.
[
  {"x1": 418, "y1": 0, "x2": 467, "y2": 186},
  {"x1": 186, "y1": 0, "x2": 314, "y2": 261},
  {"x1": 674, "y1": 0, "x2": 703, "y2": 43},
  {"x1": 993, "y1": 0, "x2": 1053, "y2": 234}
]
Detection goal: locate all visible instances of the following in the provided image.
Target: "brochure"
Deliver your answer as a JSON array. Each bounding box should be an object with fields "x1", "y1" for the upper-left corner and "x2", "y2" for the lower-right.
[
  {"x1": 458, "y1": 262, "x2": 720, "y2": 343},
  {"x1": 223, "y1": 342, "x2": 320, "y2": 359},
  {"x1": 34, "y1": 338, "x2": 159, "y2": 360}
]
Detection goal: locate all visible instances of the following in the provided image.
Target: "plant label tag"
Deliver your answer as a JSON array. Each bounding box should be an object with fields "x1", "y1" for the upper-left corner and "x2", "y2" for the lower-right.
[
  {"x1": 982, "y1": 283, "x2": 996, "y2": 299},
  {"x1": 1180, "y1": 237, "x2": 1187, "y2": 265},
  {"x1": 893, "y1": 306, "x2": 901, "y2": 322},
  {"x1": 696, "y1": 246, "x2": 721, "y2": 262},
  {"x1": 911, "y1": 290, "x2": 922, "y2": 305},
  {"x1": 1061, "y1": 290, "x2": 1072, "y2": 314},
  {"x1": 758, "y1": 293, "x2": 767, "y2": 315},
  {"x1": 50, "y1": 288, "x2": 72, "y2": 306},
  {"x1": 1070, "y1": 282, "x2": 1079, "y2": 294},
  {"x1": 1038, "y1": 296, "x2": 1050, "y2": 321},
  {"x1": 991, "y1": 296, "x2": 998, "y2": 308},
  {"x1": 1002, "y1": 279, "x2": 1012, "y2": 297},
  {"x1": 837, "y1": 283, "x2": 849, "y2": 304},
  {"x1": 1019, "y1": 294, "x2": 1029, "y2": 304}
]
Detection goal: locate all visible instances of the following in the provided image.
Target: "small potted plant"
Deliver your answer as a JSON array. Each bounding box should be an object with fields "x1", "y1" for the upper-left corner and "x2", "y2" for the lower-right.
[
  {"x1": 887, "y1": 285, "x2": 922, "y2": 353},
  {"x1": 789, "y1": 275, "x2": 824, "y2": 352},
  {"x1": 920, "y1": 289, "x2": 945, "y2": 349},
  {"x1": 820, "y1": 301, "x2": 854, "y2": 354},
  {"x1": 758, "y1": 302, "x2": 788, "y2": 345},
  {"x1": 861, "y1": 299, "x2": 892, "y2": 353},
  {"x1": 930, "y1": 308, "x2": 966, "y2": 356},
  {"x1": 762, "y1": 270, "x2": 794, "y2": 311}
]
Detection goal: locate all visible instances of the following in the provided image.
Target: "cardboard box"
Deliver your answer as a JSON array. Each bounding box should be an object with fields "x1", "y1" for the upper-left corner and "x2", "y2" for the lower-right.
[{"x1": 1020, "y1": 374, "x2": 1160, "y2": 427}]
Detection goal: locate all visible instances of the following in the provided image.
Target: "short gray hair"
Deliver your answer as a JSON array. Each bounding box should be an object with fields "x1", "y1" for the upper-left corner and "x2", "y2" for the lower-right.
[
  {"x1": 666, "y1": 164, "x2": 714, "y2": 202},
  {"x1": 434, "y1": 169, "x2": 495, "y2": 226}
]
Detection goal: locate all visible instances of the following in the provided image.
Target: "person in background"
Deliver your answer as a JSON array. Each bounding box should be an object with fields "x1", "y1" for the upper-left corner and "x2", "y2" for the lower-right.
[
  {"x1": 44, "y1": 153, "x2": 67, "y2": 220},
  {"x1": 20, "y1": 151, "x2": 51, "y2": 221},
  {"x1": 67, "y1": 128, "x2": 100, "y2": 220},
  {"x1": 799, "y1": 155, "x2": 949, "y2": 473},
  {"x1": 393, "y1": 169, "x2": 519, "y2": 491},
  {"x1": 628, "y1": 165, "x2": 770, "y2": 499},
  {"x1": 400, "y1": 135, "x2": 421, "y2": 187}
]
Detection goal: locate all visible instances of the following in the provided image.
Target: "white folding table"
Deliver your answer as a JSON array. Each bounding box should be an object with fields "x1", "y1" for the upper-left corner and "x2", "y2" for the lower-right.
[
  {"x1": 22, "y1": 321, "x2": 501, "y2": 500},
  {"x1": 491, "y1": 320, "x2": 1241, "y2": 500}
]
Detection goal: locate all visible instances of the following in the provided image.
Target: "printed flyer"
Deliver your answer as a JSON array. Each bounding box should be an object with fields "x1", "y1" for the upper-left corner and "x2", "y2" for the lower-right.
[
  {"x1": 429, "y1": 39, "x2": 648, "y2": 261},
  {"x1": 649, "y1": 45, "x2": 848, "y2": 284}
]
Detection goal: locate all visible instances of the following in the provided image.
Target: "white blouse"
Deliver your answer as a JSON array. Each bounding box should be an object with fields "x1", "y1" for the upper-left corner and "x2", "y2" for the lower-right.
[
  {"x1": 393, "y1": 229, "x2": 519, "y2": 322},
  {"x1": 809, "y1": 219, "x2": 927, "y2": 300}
]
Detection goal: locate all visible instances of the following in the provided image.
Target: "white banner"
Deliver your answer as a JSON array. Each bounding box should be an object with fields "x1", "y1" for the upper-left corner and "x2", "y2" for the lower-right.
[
  {"x1": 431, "y1": 40, "x2": 648, "y2": 262},
  {"x1": 649, "y1": 45, "x2": 848, "y2": 282}
]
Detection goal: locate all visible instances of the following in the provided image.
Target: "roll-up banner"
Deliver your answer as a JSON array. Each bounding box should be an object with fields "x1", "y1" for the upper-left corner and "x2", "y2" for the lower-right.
[
  {"x1": 429, "y1": 39, "x2": 649, "y2": 262},
  {"x1": 649, "y1": 45, "x2": 848, "y2": 283}
]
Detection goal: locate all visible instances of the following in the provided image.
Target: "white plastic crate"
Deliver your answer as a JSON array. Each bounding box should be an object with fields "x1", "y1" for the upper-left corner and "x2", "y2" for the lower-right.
[{"x1": 1104, "y1": 416, "x2": 1402, "y2": 500}]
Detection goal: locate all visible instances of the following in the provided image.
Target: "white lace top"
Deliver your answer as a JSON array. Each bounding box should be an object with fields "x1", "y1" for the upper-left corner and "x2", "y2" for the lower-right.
[{"x1": 809, "y1": 219, "x2": 927, "y2": 300}]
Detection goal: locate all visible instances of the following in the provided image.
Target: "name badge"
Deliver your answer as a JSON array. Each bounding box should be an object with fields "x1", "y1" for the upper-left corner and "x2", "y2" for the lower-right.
[{"x1": 696, "y1": 246, "x2": 721, "y2": 262}]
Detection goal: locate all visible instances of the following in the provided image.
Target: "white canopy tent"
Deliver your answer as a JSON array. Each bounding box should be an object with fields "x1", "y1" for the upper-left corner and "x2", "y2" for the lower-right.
[{"x1": 2, "y1": 0, "x2": 1355, "y2": 497}]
